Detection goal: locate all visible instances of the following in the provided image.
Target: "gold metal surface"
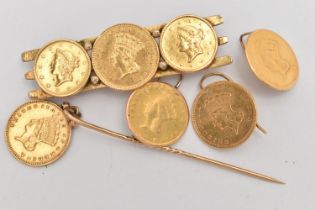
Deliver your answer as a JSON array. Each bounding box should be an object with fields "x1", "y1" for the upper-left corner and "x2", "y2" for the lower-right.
[
  {"x1": 192, "y1": 72, "x2": 264, "y2": 148},
  {"x1": 205, "y1": 15, "x2": 224, "y2": 26},
  {"x1": 218, "y1": 36, "x2": 228, "y2": 45},
  {"x1": 126, "y1": 82, "x2": 189, "y2": 146},
  {"x1": 33, "y1": 40, "x2": 91, "y2": 97},
  {"x1": 241, "y1": 29, "x2": 299, "y2": 90},
  {"x1": 5, "y1": 101, "x2": 71, "y2": 166},
  {"x1": 25, "y1": 71, "x2": 35, "y2": 80},
  {"x1": 160, "y1": 15, "x2": 218, "y2": 72},
  {"x1": 21, "y1": 49, "x2": 40, "y2": 62},
  {"x1": 92, "y1": 24, "x2": 159, "y2": 90}
]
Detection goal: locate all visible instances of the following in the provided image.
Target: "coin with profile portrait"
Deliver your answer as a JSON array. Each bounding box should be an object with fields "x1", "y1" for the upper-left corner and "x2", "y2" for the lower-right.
[
  {"x1": 6, "y1": 101, "x2": 71, "y2": 166},
  {"x1": 126, "y1": 82, "x2": 189, "y2": 146},
  {"x1": 34, "y1": 40, "x2": 91, "y2": 97},
  {"x1": 192, "y1": 80, "x2": 257, "y2": 148},
  {"x1": 160, "y1": 15, "x2": 218, "y2": 72},
  {"x1": 92, "y1": 24, "x2": 159, "y2": 91},
  {"x1": 243, "y1": 29, "x2": 299, "y2": 90}
]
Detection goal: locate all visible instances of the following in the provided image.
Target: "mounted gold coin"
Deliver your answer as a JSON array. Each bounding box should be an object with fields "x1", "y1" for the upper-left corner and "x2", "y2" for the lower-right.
[
  {"x1": 126, "y1": 82, "x2": 189, "y2": 146},
  {"x1": 34, "y1": 40, "x2": 91, "y2": 97},
  {"x1": 192, "y1": 73, "x2": 264, "y2": 148},
  {"x1": 240, "y1": 29, "x2": 299, "y2": 90},
  {"x1": 6, "y1": 101, "x2": 72, "y2": 166},
  {"x1": 92, "y1": 24, "x2": 160, "y2": 90},
  {"x1": 160, "y1": 15, "x2": 218, "y2": 72}
]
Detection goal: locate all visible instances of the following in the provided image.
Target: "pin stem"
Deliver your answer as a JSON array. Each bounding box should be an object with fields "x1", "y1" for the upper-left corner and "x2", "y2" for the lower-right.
[{"x1": 63, "y1": 110, "x2": 284, "y2": 184}]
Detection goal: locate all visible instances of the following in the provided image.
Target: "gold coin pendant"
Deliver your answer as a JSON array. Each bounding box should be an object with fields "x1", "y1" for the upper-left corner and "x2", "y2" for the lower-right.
[
  {"x1": 245, "y1": 29, "x2": 299, "y2": 90},
  {"x1": 192, "y1": 81, "x2": 257, "y2": 148},
  {"x1": 126, "y1": 82, "x2": 189, "y2": 146},
  {"x1": 6, "y1": 101, "x2": 71, "y2": 166}
]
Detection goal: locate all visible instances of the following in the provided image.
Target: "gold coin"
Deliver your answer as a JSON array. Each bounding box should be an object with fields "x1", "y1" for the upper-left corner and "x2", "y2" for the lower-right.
[
  {"x1": 126, "y1": 82, "x2": 189, "y2": 146},
  {"x1": 192, "y1": 81, "x2": 257, "y2": 148},
  {"x1": 6, "y1": 101, "x2": 71, "y2": 166},
  {"x1": 245, "y1": 29, "x2": 299, "y2": 90},
  {"x1": 160, "y1": 15, "x2": 218, "y2": 72},
  {"x1": 92, "y1": 24, "x2": 159, "y2": 90},
  {"x1": 34, "y1": 40, "x2": 91, "y2": 97}
]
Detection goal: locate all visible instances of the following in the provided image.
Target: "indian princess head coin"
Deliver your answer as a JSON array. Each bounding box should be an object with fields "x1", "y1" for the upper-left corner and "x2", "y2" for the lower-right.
[
  {"x1": 243, "y1": 29, "x2": 299, "y2": 90},
  {"x1": 6, "y1": 101, "x2": 71, "y2": 166},
  {"x1": 160, "y1": 15, "x2": 218, "y2": 72},
  {"x1": 34, "y1": 40, "x2": 92, "y2": 97},
  {"x1": 126, "y1": 82, "x2": 189, "y2": 146},
  {"x1": 192, "y1": 76, "x2": 257, "y2": 148},
  {"x1": 92, "y1": 24, "x2": 160, "y2": 91}
]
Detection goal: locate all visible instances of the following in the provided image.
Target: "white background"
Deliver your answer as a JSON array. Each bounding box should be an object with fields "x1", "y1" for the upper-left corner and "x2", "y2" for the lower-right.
[{"x1": 0, "y1": 0, "x2": 314, "y2": 209}]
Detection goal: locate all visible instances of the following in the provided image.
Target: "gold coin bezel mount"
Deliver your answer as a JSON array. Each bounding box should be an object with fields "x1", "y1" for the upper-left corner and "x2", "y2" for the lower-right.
[
  {"x1": 244, "y1": 29, "x2": 299, "y2": 90},
  {"x1": 192, "y1": 81, "x2": 257, "y2": 148},
  {"x1": 34, "y1": 40, "x2": 92, "y2": 97},
  {"x1": 126, "y1": 82, "x2": 189, "y2": 146},
  {"x1": 6, "y1": 101, "x2": 72, "y2": 166},
  {"x1": 92, "y1": 23, "x2": 160, "y2": 91},
  {"x1": 160, "y1": 15, "x2": 218, "y2": 72}
]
